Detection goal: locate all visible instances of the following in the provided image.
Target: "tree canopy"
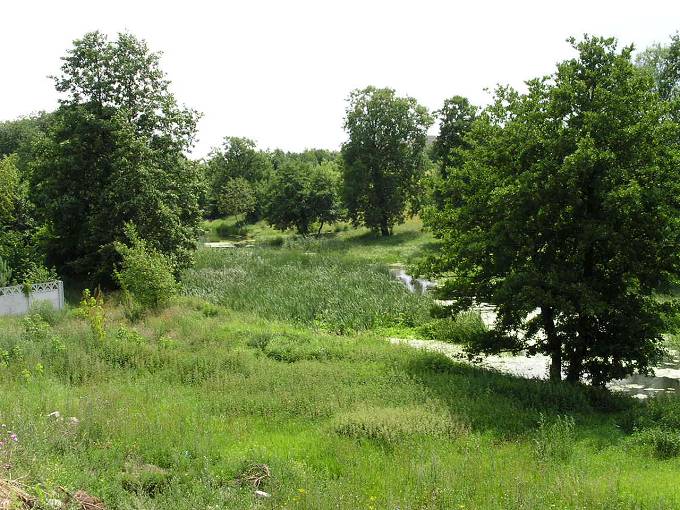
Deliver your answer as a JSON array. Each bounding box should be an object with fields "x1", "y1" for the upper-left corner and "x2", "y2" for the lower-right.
[
  {"x1": 424, "y1": 36, "x2": 680, "y2": 385},
  {"x1": 31, "y1": 31, "x2": 202, "y2": 284},
  {"x1": 265, "y1": 160, "x2": 342, "y2": 236},
  {"x1": 430, "y1": 96, "x2": 477, "y2": 178},
  {"x1": 636, "y1": 32, "x2": 680, "y2": 101},
  {"x1": 205, "y1": 137, "x2": 273, "y2": 218},
  {"x1": 342, "y1": 86, "x2": 432, "y2": 236}
]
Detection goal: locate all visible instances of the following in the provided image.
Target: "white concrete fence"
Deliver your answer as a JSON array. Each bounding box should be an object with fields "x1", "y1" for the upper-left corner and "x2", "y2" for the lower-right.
[{"x1": 0, "y1": 281, "x2": 65, "y2": 316}]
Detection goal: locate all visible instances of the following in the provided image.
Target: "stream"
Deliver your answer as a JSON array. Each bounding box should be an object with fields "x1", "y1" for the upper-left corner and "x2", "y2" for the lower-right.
[{"x1": 389, "y1": 265, "x2": 680, "y2": 399}]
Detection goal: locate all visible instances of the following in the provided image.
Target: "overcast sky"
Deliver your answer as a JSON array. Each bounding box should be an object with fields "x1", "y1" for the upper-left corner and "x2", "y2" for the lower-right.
[{"x1": 2, "y1": 0, "x2": 678, "y2": 158}]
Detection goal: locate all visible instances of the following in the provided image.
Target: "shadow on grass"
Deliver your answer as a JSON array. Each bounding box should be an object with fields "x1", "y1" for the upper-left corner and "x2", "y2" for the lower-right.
[{"x1": 401, "y1": 349, "x2": 638, "y2": 440}]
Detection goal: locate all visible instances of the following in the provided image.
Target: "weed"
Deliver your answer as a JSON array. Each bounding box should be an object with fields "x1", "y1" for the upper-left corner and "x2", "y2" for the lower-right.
[{"x1": 533, "y1": 414, "x2": 576, "y2": 462}]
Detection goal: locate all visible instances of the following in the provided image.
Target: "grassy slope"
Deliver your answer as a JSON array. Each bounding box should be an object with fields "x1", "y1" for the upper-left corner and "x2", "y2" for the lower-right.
[{"x1": 0, "y1": 218, "x2": 678, "y2": 509}]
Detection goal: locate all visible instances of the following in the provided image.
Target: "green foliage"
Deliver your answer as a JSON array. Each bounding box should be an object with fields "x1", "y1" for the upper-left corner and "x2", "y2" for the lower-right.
[
  {"x1": 114, "y1": 224, "x2": 178, "y2": 317},
  {"x1": 205, "y1": 137, "x2": 273, "y2": 219},
  {"x1": 0, "y1": 255, "x2": 11, "y2": 287},
  {"x1": 424, "y1": 36, "x2": 680, "y2": 385},
  {"x1": 0, "y1": 154, "x2": 19, "y2": 224},
  {"x1": 77, "y1": 289, "x2": 106, "y2": 341},
  {"x1": 0, "y1": 113, "x2": 51, "y2": 171},
  {"x1": 31, "y1": 31, "x2": 202, "y2": 284},
  {"x1": 265, "y1": 160, "x2": 343, "y2": 235},
  {"x1": 633, "y1": 393, "x2": 680, "y2": 430},
  {"x1": 636, "y1": 32, "x2": 680, "y2": 101},
  {"x1": 217, "y1": 177, "x2": 257, "y2": 224},
  {"x1": 0, "y1": 152, "x2": 49, "y2": 284},
  {"x1": 430, "y1": 95, "x2": 477, "y2": 177},
  {"x1": 342, "y1": 86, "x2": 433, "y2": 236},
  {"x1": 532, "y1": 414, "x2": 576, "y2": 462},
  {"x1": 630, "y1": 427, "x2": 680, "y2": 460}
]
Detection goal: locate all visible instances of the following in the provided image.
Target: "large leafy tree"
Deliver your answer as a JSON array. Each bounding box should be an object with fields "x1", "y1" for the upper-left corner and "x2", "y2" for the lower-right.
[
  {"x1": 218, "y1": 177, "x2": 257, "y2": 226},
  {"x1": 265, "y1": 160, "x2": 342, "y2": 236},
  {"x1": 424, "y1": 36, "x2": 680, "y2": 385},
  {"x1": 205, "y1": 137, "x2": 273, "y2": 218},
  {"x1": 636, "y1": 33, "x2": 680, "y2": 101},
  {"x1": 31, "y1": 32, "x2": 202, "y2": 284},
  {"x1": 0, "y1": 154, "x2": 47, "y2": 283},
  {"x1": 430, "y1": 96, "x2": 477, "y2": 178},
  {"x1": 0, "y1": 113, "x2": 52, "y2": 172},
  {"x1": 341, "y1": 87, "x2": 432, "y2": 236}
]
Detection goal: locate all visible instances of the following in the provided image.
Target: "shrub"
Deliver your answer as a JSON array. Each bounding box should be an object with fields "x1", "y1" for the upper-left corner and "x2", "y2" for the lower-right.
[
  {"x1": 635, "y1": 393, "x2": 680, "y2": 430},
  {"x1": 77, "y1": 289, "x2": 106, "y2": 341},
  {"x1": 533, "y1": 414, "x2": 576, "y2": 462},
  {"x1": 630, "y1": 427, "x2": 680, "y2": 460},
  {"x1": 114, "y1": 224, "x2": 178, "y2": 318}
]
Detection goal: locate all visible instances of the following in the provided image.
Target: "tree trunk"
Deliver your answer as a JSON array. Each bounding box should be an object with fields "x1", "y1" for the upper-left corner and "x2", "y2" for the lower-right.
[
  {"x1": 541, "y1": 306, "x2": 561, "y2": 382},
  {"x1": 566, "y1": 358, "x2": 583, "y2": 384},
  {"x1": 380, "y1": 217, "x2": 390, "y2": 237},
  {"x1": 569, "y1": 245, "x2": 595, "y2": 384},
  {"x1": 316, "y1": 221, "x2": 324, "y2": 237}
]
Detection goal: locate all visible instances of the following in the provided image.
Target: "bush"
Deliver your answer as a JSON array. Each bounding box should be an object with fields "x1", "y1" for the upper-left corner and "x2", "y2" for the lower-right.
[
  {"x1": 114, "y1": 224, "x2": 178, "y2": 318},
  {"x1": 77, "y1": 289, "x2": 106, "y2": 342},
  {"x1": 630, "y1": 427, "x2": 680, "y2": 460},
  {"x1": 533, "y1": 414, "x2": 576, "y2": 462},
  {"x1": 635, "y1": 393, "x2": 680, "y2": 430}
]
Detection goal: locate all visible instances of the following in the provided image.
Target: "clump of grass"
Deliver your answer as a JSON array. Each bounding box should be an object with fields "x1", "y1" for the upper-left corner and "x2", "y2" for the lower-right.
[
  {"x1": 121, "y1": 461, "x2": 172, "y2": 497},
  {"x1": 532, "y1": 414, "x2": 576, "y2": 462},
  {"x1": 260, "y1": 332, "x2": 348, "y2": 363},
  {"x1": 27, "y1": 301, "x2": 67, "y2": 326},
  {"x1": 417, "y1": 311, "x2": 488, "y2": 344},
  {"x1": 181, "y1": 246, "x2": 431, "y2": 333},
  {"x1": 332, "y1": 405, "x2": 468, "y2": 445}
]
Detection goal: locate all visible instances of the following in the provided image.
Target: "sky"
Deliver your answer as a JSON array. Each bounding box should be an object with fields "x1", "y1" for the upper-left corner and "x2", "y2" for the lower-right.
[{"x1": 2, "y1": 0, "x2": 678, "y2": 158}]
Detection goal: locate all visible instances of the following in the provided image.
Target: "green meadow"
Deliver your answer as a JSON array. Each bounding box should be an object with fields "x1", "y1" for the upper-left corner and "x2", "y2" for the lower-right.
[{"x1": 1, "y1": 220, "x2": 680, "y2": 509}]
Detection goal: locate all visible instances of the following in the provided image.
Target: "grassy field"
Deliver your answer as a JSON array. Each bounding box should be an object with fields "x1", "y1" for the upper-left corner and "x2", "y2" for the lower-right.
[{"x1": 1, "y1": 219, "x2": 680, "y2": 509}]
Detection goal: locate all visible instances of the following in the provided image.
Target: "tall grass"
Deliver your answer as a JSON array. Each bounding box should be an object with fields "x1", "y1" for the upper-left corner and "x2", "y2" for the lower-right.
[
  {"x1": 181, "y1": 246, "x2": 432, "y2": 333},
  {"x1": 1, "y1": 303, "x2": 678, "y2": 509}
]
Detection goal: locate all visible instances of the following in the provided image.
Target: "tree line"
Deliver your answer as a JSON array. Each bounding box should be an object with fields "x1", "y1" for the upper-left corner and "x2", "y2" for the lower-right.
[{"x1": 1, "y1": 30, "x2": 679, "y2": 385}]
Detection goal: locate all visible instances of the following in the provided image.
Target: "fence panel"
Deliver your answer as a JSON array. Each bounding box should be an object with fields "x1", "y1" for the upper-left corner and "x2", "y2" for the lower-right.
[{"x1": 0, "y1": 281, "x2": 64, "y2": 316}]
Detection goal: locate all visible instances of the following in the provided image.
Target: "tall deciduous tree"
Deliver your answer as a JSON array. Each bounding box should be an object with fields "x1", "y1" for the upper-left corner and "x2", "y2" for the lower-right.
[
  {"x1": 424, "y1": 36, "x2": 680, "y2": 385},
  {"x1": 636, "y1": 33, "x2": 680, "y2": 101},
  {"x1": 265, "y1": 160, "x2": 342, "y2": 236},
  {"x1": 218, "y1": 177, "x2": 257, "y2": 226},
  {"x1": 206, "y1": 137, "x2": 273, "y2": 218},
  {"x1": 31, "y1": 32, "x2": 202, "y2": 284},
  {"x1": 341, "y1": 87, "x2": 432, "y2": 236},
  {"x1": 431, "y1": 96, "x2": 477, "y2": 178}
]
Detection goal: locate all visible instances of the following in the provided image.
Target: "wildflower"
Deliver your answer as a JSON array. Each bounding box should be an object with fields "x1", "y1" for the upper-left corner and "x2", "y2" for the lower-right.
[
  {"x1": 9, "y1": 433, "x2": 17, "y2": 442},
  {"x1": 297, "y1": 488, "x2": 306, "y2": 494}
]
